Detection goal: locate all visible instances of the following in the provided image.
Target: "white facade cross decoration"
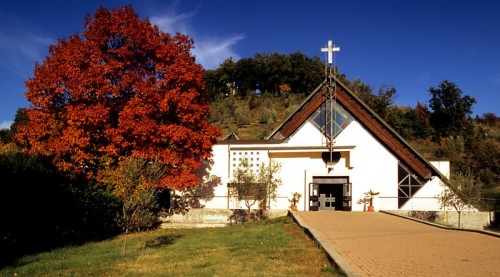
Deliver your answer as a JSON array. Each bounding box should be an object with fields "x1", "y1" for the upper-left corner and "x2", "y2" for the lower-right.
[{"x1": 321, "y1": 40, "x2": 340, "y2": 64}]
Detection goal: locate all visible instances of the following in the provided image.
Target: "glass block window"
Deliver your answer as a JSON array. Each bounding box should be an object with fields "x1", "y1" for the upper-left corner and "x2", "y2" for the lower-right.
[{"x1": 309, "y1": 100, "x2": 353, "y2": 139}]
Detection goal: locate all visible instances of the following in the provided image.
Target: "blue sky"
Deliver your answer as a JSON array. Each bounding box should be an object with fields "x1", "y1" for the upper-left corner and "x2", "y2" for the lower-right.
[{"x1": 1, "y1": 0, "x2": 499, "y2": 129}]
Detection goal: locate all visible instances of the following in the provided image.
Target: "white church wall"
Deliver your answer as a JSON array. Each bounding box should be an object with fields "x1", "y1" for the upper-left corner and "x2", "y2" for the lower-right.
[
  {"x1": 202, "y1": 144, "x2": 230, "y2": 209},
  {"x1": 399, "y1": 180, "x2": 442, "y2": 211},
  {"x1": 269, "y1": 120, "x2": 401, "y2": 212},
  {"x1": 398, "y1": 160, "x2": 450, "y2": 211},
  {"x1": 430, "y1": 160, "x2": 450, "y2": 178},
  {"x1": 337, "y1": 121, "x2": 399, "y2": 211},
  {"x1": 268, "y1": 152, "x2": 325, "y2": 211},
  {"x1": 286, "y1": 121, "x2": 326, "y2": 146},
  {"x1": 201, "y1": 121, "x2": 451, "y2": 212}
]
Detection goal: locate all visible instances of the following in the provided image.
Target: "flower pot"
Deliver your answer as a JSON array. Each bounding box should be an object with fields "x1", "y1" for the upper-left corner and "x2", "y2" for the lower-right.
[
  {"x1": 367, "y1": 205, "x2": 375, "y2": 212},
  {"x1": 290, "y1": 205, "x2": 298, "y2": 211}
]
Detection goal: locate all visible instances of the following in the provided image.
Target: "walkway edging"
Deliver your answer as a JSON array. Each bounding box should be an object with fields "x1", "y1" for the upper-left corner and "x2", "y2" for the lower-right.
[{"x1": 290, "y1": 211, "x2": 361, "y2": 277}]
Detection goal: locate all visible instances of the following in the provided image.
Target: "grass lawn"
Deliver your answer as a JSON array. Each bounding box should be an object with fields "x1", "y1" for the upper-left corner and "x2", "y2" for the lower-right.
[{"x1": 1, "y1": 217, "x2": 340, "y2": 276}]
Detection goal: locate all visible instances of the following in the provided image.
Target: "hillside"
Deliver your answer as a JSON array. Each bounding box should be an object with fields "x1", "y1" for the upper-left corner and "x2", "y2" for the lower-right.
[
  {"x1": 209, "y1": 93, "x2": 305, "y2": 139},
  {"x1": 208, "y1": 94, "x2": 500, "y2": 198}
]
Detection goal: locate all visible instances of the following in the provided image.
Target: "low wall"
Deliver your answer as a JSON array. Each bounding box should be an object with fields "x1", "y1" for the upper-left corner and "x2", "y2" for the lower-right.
[
  {"x1": 160, "y1": 208, "x2": 288, "y2": 228},
  {"x1": 387, "y1": 210, "x2": 493, "y2": 230}
]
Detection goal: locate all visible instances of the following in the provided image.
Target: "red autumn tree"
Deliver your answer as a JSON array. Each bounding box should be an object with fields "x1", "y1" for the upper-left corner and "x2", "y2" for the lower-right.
[{"x1": 15, "y1": 6, "x2": 220, "y2": 190}]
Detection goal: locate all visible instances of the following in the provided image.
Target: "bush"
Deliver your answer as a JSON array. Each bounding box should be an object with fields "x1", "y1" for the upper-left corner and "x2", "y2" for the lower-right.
[
  {"x1": 283, "y1": 97, "x2": 291, "y2": 108},
  {"x1": 248, "y1": 93, "x2": 261, "y2": 110},
  {"x1": 258, "y1": 107, "x2": 277, "y2": 124},
  {"x1": 228, "y1": 209, "x2": 267, "y2": 225},
  {"x1": 0, "y1": 152, "x2": 121, "y2": 267},
  {"x1": 235, "y1": 106, "x2": 251, "y2": 126},
  {"x1": 104, "y1": 156, "x2": 165, "y2": 233},
  {"x1": 407, "y1": 211, "x2": 438, "y2": 222}
]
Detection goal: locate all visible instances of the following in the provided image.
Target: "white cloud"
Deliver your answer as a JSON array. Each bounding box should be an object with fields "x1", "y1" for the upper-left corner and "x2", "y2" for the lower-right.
[
  {"x1": 150, "y1": 10, "x2": 196, "y2": 36},
  {"x1": 192, "y1": 35, "x2": 244, "y2": 69},
  {"x1": 0, "y1": 120, "x2": 13, "y2": 130},
  {"x1": 149, "y1": 6, "x2": 244, "y2": 69}
]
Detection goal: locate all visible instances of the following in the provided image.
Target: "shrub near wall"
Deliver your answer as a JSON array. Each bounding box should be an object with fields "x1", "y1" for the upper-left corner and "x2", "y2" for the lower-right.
[
  {"x1": 0, "y1": 152, "x2": 121, "y2": 267},
  {"x1": 403, "y1": 210, "x2": 492, "y2": 229}
]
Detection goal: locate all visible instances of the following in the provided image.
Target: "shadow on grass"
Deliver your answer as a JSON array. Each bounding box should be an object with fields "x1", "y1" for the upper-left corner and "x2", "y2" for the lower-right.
[
  {"x1": 145, "y1": 234, "x2": 182, "y2": 248},
  {"x1": 0, "y1": 153, "x2": 121, "y2": 269}
]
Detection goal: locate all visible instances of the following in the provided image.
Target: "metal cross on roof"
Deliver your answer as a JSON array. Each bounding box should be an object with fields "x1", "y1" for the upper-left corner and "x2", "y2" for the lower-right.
[{"x1": 321, "y1": 40, "x2": 340, "y2": 64}]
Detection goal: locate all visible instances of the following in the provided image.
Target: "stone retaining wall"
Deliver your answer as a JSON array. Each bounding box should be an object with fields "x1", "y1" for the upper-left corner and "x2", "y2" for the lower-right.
[
  {"x1": 160, "y1": 208, "x2": 289, "y2": 228},
  {"x1": 387, "y1": 210, "x2": 494, "y2": 230}
]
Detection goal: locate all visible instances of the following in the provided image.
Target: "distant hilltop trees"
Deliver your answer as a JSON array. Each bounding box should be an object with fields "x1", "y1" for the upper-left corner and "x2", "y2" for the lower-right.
[{"x1": 203, "y1": 52, "x2": 326, "y2": 99}]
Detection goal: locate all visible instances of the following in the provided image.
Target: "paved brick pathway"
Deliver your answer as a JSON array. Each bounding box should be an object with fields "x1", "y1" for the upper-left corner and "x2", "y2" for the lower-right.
[{"x1": 292, "y1": 211, "x2": 500, "y2": 277}]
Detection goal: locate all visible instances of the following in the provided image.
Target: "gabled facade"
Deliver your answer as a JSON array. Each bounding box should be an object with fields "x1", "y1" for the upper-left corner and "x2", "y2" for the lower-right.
[{"x1": 203, "y1": 75, "x2": 450, "y2": 212}]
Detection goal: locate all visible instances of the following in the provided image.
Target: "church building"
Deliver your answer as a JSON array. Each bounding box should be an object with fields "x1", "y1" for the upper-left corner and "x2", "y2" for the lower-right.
[{"x1": 200, "y1": 41, "x2": 450, "y2": 212}]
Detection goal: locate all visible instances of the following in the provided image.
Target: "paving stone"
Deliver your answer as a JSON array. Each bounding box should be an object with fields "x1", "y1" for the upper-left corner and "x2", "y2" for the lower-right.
[{"x1": 293, "y1": 211, "x2": 500, "y2": 277}]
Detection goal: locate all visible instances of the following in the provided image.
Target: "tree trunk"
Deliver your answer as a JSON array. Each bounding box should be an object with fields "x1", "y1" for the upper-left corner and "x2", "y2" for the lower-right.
[{"x1": 122, "y1": 229, "x2": 128, "y2": 256}]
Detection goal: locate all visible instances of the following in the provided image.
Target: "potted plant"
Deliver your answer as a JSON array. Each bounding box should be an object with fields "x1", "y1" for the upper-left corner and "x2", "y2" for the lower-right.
[
  {"x1": 289, "y1": 192, "x2": 302, "y2": 211},
  {"x1": 364, "y1": 189, "x2": 380, "y2": 212},
  {"x1": 356, "y1": 197, "x2": 370, "y2": 212}
]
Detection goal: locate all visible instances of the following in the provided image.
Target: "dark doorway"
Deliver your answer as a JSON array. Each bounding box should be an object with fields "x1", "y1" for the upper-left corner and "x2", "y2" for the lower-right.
[{"x1": 309, "y1": 177, "x2": 351, "y2": 211}]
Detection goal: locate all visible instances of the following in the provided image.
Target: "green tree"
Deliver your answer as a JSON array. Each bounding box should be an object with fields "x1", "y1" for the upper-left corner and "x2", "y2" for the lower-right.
[
  {"x1": 478, "y1": 112, "x2": 497, "y2": 126},
  {"x1": 203, "y1": 58, "x2": 239, "y2": 100},
  {"x1": 0, "y1": 108, "x2": 28, "y2": 143},
  {"x1": 351, "y1": 78, "x2": 372, "y2": 99},
  {"x1": 103, "y1": 156, "x2": 165, "y2": 254},
  {"x1": 235, "y1": 58, "x2": 258, "y2": 96},
  {"x1": 414, "y1": 102, "x2": 434, "y2": 138},
  {"x1": 386, "y1": 104, "x2": 433, "y2": 140},
  {"x1": 289, "y1": 51, "x2": 323, "y2": 94},
  {"x1": 230, "y1": 158, "x2": 282, "y2": 221},
  {"x1": 352, "y1": 79, "x2": 397, "y2": 120},
  {"x1": 373, "y1": 85, "x2": 397, "y2": 120},
  {"x1": 204, "y1": 51, "x2": 324, "y2": 99},
  {"x1": 466, "y1": 120, "x2": 500, "y2": 191},
  {"x1": 253, "y1": 52, "x2": 291, "y2": 94},
  {"x1": 438, "y1": 169, "x2": 482, "y2": 228},
  {"x1": 429, "y1": 80, "x2": 476, "y2": 138},
  {"x1": 202, "y1": 69, "x2": 223, "y2": 100},
  {"x1": 235, "y1": 106, "x2": 251, "y2": 127}
]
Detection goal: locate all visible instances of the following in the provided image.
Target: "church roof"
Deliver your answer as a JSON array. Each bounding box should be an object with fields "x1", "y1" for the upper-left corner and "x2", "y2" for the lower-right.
[{"x1": 267, "y1": 74, "x2": 447, "y2": 182}]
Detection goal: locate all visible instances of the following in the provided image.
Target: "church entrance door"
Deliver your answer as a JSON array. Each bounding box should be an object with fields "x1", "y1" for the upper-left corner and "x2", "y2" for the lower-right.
[{"x1": 309, "y1": 177, "x2": 351, "y2": 211}]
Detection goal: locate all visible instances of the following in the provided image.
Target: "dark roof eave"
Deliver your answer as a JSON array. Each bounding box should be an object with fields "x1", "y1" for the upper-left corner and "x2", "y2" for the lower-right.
[
  {"x1": 266, "y1": 79, "x2": 327, "y2": 140},
  {"x1": 216, "y1": 139, "x2": 284, "y2": 145},
  {"x1": 330, "y1": 74, "x2": 449, "y2": 182}
]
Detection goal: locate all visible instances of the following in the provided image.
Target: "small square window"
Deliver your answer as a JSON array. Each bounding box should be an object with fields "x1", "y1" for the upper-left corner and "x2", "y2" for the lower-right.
[
  {"x1": 239, "y1": 158, "x2": 242, "y2": 161},
  {"x1": 233, "y1": 152, "x2": 236, "y2": 155},
  {"x1": 251, "y1": 158, "x2": 253, "y2": 161},
  {"x1": 257, "y1": 158, "x2": 260, "y2": 161},
  {"x1": 233, "y1": 164, "x2": 236, "y2": 167},
  {"x1": 251, "y1": 152, "x2": 253, "y2": 155},
  {"x1": 245, "y1": 152, "x2": 248, "y2": 155},
  {"x1": 239, "y1": 152, "x2": 242, "y2": 155},
  {"x1": 233, "y1": 158, "x2": 236, "y2": 161},
  {"x1": 257, "y1": 152, "x2": 260, "y2": 155}
]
